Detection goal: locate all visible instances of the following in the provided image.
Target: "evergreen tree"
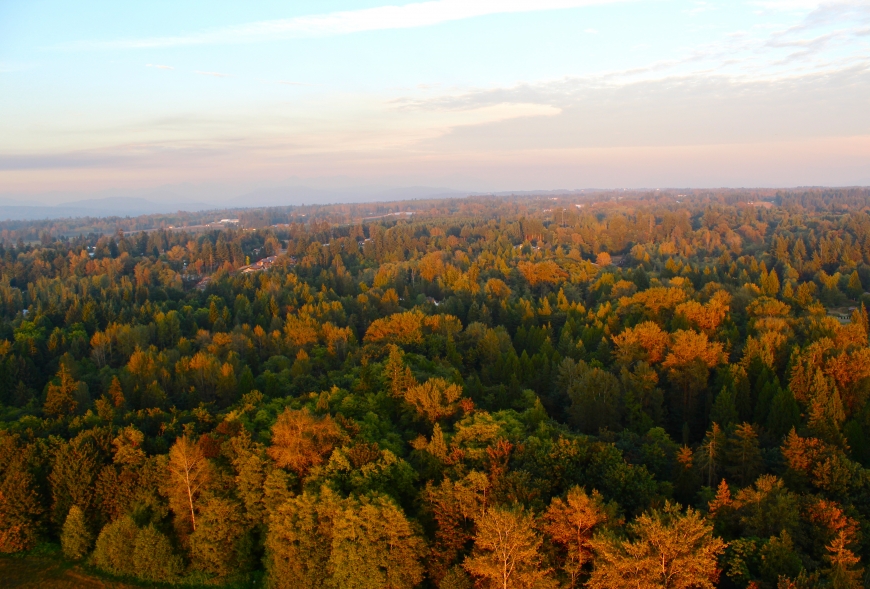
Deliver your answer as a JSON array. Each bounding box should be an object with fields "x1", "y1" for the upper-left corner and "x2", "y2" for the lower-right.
[
  {"x1": 0, "y1": 455, "x2": 44, "y2": 553},
  {"x1": 725, "y1": 423, "x2": 763, "y2": 487},
  {"x1": 60, "y1": 505, "x2": 92, "y2": 560}
]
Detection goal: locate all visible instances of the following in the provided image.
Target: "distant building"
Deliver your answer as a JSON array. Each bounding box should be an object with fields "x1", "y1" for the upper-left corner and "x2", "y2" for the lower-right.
[
  {"x1": 219, "y1": 219, "x2": 240, "y2": 224},
  {"x1": 240, "y1": 255, "x2": 281, "y2": 274},
  {"x1": 826, "y1": 306, "x2": 855, "y2": 324}
]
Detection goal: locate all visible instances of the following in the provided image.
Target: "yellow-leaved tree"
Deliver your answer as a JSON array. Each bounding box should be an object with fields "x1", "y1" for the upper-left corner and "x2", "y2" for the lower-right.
[
  {"x1": 587, "y1": 502, "x2": 725, "y2": 589},
  {"x1": 464, "y1": 506, "x2": 550, "y2": 589},
  {"x1": 166, "y1": 435, "x2": 212, "y2": 533}
]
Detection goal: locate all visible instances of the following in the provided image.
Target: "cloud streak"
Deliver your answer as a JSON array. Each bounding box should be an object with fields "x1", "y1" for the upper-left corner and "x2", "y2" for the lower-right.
[{"x1": 66, "y1": 0, "x2": 633, "y2": 49}]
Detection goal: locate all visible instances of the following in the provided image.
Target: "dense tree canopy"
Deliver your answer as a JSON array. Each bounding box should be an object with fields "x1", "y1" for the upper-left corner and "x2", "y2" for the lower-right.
[{"x1": 2, "y1": 189, "x2": 870, "y2": 587}]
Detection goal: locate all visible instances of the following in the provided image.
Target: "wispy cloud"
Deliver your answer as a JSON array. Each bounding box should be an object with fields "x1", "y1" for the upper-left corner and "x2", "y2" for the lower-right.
[
  {"x1": 196, "y1": 71, "x2": 231, "y2": 78},
  {"x1": 65, "y1": 0, "x2": 633, "y2": 50},
  {"x1": 146, "y1": 64, "x2": 174, "y2": 70}
]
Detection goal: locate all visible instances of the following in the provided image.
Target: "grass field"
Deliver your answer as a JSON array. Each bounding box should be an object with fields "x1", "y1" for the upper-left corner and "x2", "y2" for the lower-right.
[
  {"x1": 0, "y1": 555, "x2": 142, "y2": 589},
  {"x1": 0, "y1": 551, "x2": 264, "y2": 588}
]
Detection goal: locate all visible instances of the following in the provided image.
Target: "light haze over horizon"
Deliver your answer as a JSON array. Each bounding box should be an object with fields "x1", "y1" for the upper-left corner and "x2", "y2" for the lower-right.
[{"x1": 1, "y1": 0, "x2": 869, "y2": 206}]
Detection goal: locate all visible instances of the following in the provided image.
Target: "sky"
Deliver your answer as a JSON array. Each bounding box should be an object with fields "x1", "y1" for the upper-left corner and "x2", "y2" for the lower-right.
[{"x1": 1, "y1": 0, "x2": 869, "y2": 204}]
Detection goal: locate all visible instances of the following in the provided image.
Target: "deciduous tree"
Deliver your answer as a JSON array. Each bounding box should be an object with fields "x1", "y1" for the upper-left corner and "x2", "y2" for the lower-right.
[
  {"x1": 166, "y1": 435, "x2": 212, "y2": 532},
  {"x1": 464, "y1": 506, "x2": 549, "y2": 589},
  {"x1": 587, "y1": 503, "x2": 725, "y2": 589},
  {"x1": 267, "y1": 408, "x2": 342, "y2": 476}
]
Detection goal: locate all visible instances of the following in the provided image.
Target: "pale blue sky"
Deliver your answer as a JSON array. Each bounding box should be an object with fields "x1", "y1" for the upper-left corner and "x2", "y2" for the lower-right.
[{"x1": 1, "y1": 0, "x2": 868, "y2": 202}]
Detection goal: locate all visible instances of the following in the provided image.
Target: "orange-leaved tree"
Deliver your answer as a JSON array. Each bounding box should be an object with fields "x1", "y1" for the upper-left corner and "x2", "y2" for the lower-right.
[
  {"x1": 267, "y1": 408, "x2": 342, "y2": 477},
  {"x1": 544, "y1": 487, "x2": 610, "y2": 588}
]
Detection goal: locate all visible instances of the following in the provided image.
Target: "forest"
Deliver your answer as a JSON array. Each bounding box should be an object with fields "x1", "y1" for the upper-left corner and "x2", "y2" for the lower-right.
[{"x1": 2, "y1": 188, "x2": 870, "y2": 589}]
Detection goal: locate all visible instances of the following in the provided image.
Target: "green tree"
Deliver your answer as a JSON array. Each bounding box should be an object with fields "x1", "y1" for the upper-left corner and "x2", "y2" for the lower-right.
[
  {"x1": 768, "y1": 387, "x2": 801, "y2": 440},
  {"x1": 190, "y1": 496, "x2": 251, "y2": 577},
  {"x1": 132, "y1": 525, "x2": 184, "y2": 583},
  {"x1": 847, "y1": 270, "x2": 863, "y2": 299},
  {"x1": 92, "y1": 516, "x2": 138, "y2": 576},
  {"x1": 60, "y1": 505, "x2": 92, "y2": 560},
  {"x1": 329, "y1": 495, "x2": 426, "y2": 589},
  {"x1": 49, "y1": 436, "x2": 100, "y2": 528},
  {"x1": 266, "y1": 488, "x2": 340, "y2": 589},
  {"x1": 696, "y1": 423, "x2": 725, "y2": 488},
  {"x1": 725, "y1": 423, "x2": 763, "y2": 487},
  {"x1": 759, "y1": 531, "x2": 803, "y2": 585}
]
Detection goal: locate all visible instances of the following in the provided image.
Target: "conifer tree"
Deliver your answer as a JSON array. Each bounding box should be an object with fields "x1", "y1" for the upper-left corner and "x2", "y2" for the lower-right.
[
  {"x1": 726, "y1": 423, "x2": 763, "y2": 487},
  {"x1": 0, "y1": 455, "x2": 43, "y2": 553},
  {"x1": 44, "y1": 364, "x2": 80, "y2": 417},
  {"x1": 60, "y1": 505, "x2": 92, "y2": 560},
  {"x1": 824, "y1": 530, "x2": 864, "y2": 589},
  {"x1": 696, "y1": 423, "x2": 725, "y2": 488}
]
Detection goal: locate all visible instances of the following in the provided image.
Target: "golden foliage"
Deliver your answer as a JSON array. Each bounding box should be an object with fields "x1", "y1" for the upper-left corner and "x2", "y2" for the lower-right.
[
  {"x1": 620, "y1": 286, "x2": 687, "y2": 316},
  {"x1": 746, "y1": 296, "x2": 791, "y2": 317},
  {"x1": 741, "y1": 330, "x2": 789, "y2": 369},
  {"x1": 485, "y1": 278, "x2": 512, "y2": 299},
  {"x1": 662, "y1": 330, "x2": 725, "y2": 369},
  {"x1": 675, "y1": 290, "x2": 731, "y2": 331},
  {"x1": 167, "y1": 435, "x2": 212, "y2": 532},
  {"x1": 518, "y1": 260, "x2": 568, "y2": 286},
  {"x1": 267, "y1": 408, "x2": 342, "y2": 476},
  {"x1": 588, "y1": 503, "x2": 725, "y2": 589},
  {"x1": 404, "y1": 378, "x2": 464, "y2": 423},
  {"x1": 464, "y1": 506, "x2": 550, "y2": 589},
  {"x1": 612, "y1": 321, "x2": 670, "y2": 365}
]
